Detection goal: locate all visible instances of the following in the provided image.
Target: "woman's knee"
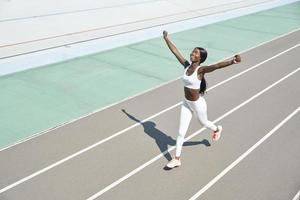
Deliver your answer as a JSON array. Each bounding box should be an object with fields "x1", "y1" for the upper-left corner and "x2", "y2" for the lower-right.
[
  {"x1": 199, "y1": 118, "x2": 217, "y2": 131},
  {"x1": 199, "y1": 118, "x2": 210, "y2": 127}
]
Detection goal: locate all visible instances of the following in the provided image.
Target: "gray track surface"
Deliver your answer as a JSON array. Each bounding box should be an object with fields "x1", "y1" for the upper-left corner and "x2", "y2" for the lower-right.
[{"x1": 0, "y1": 30, "x2": 299, "y2": 200}]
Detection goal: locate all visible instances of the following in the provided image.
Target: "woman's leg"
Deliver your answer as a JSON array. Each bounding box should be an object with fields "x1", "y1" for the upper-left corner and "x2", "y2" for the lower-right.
[
  {"x1": 193, "y1": 97, "x2": 218, "y2": 131},
  {"x1": 175, "y1": 101, "x2": 193, "y2": 158},
  {"x1": 193, "y1": 97, "x2": 222, "y2": 141},
  {"x1": 166, "y1": 100, "x2": 193, "y2": 168}
]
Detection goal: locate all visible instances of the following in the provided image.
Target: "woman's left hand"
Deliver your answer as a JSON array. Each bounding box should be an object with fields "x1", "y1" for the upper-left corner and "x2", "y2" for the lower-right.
[{"x1": 233, "y1": 54, "x2": 241, "y2": 63}]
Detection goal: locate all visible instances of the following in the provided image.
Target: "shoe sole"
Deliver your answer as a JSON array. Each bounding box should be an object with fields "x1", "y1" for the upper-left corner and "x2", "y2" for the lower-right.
[{"x1": 164, "y1": 165, "x2": 181, "y2": 170}]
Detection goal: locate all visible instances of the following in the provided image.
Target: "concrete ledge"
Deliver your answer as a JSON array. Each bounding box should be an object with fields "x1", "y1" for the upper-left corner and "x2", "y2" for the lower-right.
[{"x1": 0, "y1": 0, "x2": 298, "y2": 75}]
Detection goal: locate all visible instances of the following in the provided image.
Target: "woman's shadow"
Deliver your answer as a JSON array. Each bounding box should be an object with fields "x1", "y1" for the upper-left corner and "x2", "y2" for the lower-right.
[{"x1": 122, "y1": 109, "x2": 210, "y2": 162}]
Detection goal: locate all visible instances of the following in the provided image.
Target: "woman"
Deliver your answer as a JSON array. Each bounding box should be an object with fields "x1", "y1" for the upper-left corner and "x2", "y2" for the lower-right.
[{"x1": 163, "y1": 30, "x2": 241, "y2": 169}]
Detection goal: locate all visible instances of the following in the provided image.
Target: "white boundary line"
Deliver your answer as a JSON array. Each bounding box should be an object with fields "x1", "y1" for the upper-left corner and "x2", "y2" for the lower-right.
[
  {"x1": 86, "y1": 67, "x2": 300, "y2": 199},
  {"x1": 1, "y1": 28, "x2": 299, "y2": 153},
  {"x1": 0, "y1": 47, "x2": 299, "y2": 196},
  {"x1": 189, "y1": 107, "x2": 300, "y2": 200},
  {"x1": 293, "y1": 190, "x2": 300, "y2": 200}
]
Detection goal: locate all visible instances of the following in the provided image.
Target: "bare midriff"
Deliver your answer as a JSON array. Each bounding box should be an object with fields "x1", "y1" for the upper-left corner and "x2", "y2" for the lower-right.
[{"x1": 184, "y1": 87, "x2": 200, "y2": 101}]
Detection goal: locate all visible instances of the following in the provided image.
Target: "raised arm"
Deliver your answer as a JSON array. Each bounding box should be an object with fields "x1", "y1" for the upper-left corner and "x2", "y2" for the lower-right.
[
  {"x1": 199, "y1": 54, "x2": 241, "y2": 73},
  {"x1": 163, "y1": 31, "x2": 189, "y2": 67}
]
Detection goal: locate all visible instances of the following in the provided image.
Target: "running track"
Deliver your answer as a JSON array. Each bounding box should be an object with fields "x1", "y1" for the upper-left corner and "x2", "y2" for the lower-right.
[{"x1": 0, "y1": 29, "x2": 299, "y2": 200}]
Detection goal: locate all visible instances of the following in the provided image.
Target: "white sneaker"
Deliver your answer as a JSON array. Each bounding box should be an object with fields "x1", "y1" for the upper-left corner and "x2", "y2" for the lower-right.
[
  {"x1": 166, "y1": 158, "x2": 181, "y2": 169},
  {"x1": 212, "y1": 125, "x2": 222, "y2": 142}
]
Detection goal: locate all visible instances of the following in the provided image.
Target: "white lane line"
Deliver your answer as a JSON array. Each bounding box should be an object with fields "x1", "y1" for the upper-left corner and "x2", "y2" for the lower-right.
[
  {"x1": 189, "y1": 107, "x2": 300, "y2": 200},
  {"x1": 293, "y1": 190, "x2": 300, "y2": 200},
  {"x1": 0, "y1": 44, "x2": 299, "y2": 194},
  {"x1": 1, "y1": 28, "x2": 299, "y2": 153},
  {"x1": 86, "y1": 67, "x2": 300, "y2": 200}
]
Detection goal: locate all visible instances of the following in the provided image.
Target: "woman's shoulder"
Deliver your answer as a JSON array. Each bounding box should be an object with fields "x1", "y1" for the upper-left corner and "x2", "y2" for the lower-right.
[{"x1": 197, "y1": 65, "x2": 207, "y2": 73}]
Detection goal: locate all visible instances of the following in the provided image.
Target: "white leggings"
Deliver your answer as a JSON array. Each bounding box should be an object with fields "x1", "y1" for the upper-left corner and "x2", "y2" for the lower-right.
[{"x1": 176, "y1": 97, "x2": 217, "y2": 157}]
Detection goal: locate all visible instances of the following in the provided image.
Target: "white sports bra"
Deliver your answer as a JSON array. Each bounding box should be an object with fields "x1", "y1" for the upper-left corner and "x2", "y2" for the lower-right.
[{"x1": 182, "y1": 65, "x2": 201, "y2": 89}]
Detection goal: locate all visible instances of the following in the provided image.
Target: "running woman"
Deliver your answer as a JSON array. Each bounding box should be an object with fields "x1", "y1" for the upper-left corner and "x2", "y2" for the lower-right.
[{"x1": 163, "y1": 30, "x2": 241, "y2": 169}]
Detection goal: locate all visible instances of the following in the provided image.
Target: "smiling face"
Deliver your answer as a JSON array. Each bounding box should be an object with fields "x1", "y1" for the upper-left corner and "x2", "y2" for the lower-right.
[{"x1": 190, "y1": 48, "x2": 201, "y2": 63}]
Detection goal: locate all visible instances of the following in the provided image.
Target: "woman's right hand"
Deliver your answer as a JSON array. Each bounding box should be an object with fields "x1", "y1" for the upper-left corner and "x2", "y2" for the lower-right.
[{"x1": 163, "y1": 30, "x2": 168, "y2": 39}]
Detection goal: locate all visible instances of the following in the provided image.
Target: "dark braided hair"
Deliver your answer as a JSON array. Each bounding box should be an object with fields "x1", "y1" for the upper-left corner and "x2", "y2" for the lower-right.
[{"x1": 196, "y1": 47, "x2": 207, "y2": 95}]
